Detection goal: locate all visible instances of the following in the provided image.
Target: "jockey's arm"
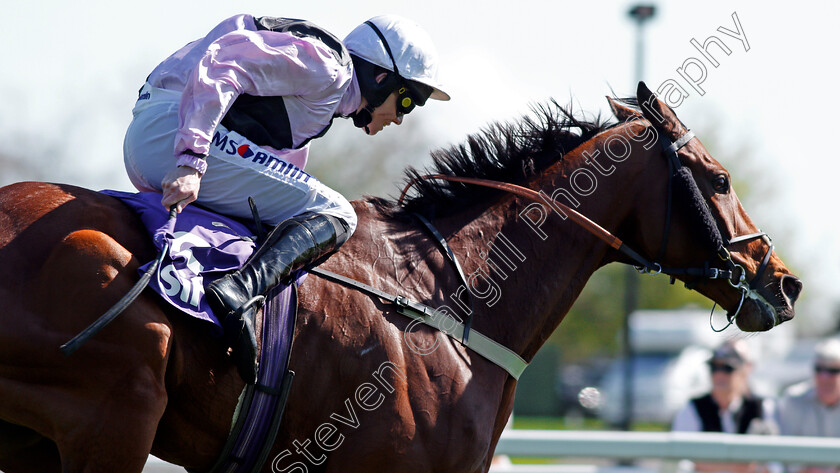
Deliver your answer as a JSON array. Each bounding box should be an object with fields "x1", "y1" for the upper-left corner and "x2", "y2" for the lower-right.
[{"x1": 173, "y1": 29, "x2": 345, "y2": 167}]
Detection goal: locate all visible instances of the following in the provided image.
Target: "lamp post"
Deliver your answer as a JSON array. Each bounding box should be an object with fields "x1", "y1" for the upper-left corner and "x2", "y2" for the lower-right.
[
  {"x1": 621, "y1": 3, "x2": 656, "y2": 434},
  {"x1": 629, "y1": 5, "x2": 656, "y2": 85}
]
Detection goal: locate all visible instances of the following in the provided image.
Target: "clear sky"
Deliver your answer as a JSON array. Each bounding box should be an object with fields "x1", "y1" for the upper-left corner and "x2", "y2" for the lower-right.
[{"x1": 2, "y1": 0, "x2": 838, "y2": 331}]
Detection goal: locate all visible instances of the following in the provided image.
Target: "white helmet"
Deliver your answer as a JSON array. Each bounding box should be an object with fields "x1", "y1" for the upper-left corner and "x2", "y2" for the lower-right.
[{"x1": 344, "y1": 14, "x2": 450, "y2": 103}]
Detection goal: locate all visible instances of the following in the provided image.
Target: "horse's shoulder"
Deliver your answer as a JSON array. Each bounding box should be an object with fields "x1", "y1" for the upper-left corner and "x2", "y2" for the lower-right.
[{"x1": 298, "y1": 197, "x2": 452, "y2": 349}]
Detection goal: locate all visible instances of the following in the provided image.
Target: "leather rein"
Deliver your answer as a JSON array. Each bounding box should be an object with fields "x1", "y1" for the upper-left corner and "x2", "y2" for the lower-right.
[{"x1": 397, "y1": 127, "x2": 775, "y2": 330}]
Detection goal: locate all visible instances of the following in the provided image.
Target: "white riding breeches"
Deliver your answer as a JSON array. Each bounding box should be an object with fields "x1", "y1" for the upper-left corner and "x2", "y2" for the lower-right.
[{"x1": 123, "y1": 84, "x2": 357, "y2": 233}]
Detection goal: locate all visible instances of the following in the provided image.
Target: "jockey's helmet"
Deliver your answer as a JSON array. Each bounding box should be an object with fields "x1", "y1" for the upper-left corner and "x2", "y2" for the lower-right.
[{"x1": 344, "y1": 15, "x2": 449, "y2": 127}]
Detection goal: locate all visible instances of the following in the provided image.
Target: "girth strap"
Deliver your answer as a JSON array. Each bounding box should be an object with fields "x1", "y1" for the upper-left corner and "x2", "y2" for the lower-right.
[
  {"x1": 308, "y1": 267, "x2": 528, "y2": 379},
  {"x1": 196, "y1": 283, "x2": 299, "y2": 473}
]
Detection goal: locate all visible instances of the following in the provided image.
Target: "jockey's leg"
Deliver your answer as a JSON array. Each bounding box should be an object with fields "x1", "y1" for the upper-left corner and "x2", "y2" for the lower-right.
[{"x1": 205, "y1": 212, "x2": 350, "y2": 383}]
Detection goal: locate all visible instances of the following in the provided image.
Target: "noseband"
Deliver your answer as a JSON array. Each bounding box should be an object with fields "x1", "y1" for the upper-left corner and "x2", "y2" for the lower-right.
[
  {"x1": 649, "y1": 129, "x2": 775, "y2": 330},
  {"x1": 399, "y1": 126, "x2": 776, "y2": 330}
]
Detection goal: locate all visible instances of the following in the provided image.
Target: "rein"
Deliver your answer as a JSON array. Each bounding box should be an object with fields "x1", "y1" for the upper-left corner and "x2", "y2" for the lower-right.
[
  {"x1": 398, "y1": 128, "x2": 775, "y2": 330},
  {"x1": 398, "y1": 175, "x2": 654, "y2": 267}
]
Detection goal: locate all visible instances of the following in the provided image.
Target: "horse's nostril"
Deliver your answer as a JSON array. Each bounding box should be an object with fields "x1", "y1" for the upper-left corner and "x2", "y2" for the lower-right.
[{"x1": 781, "y1": 275, "x2": 803, "y2": 306}]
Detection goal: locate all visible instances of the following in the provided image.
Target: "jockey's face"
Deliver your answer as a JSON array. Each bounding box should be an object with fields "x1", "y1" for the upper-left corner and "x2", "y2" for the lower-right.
[{"x1": 364, "y1": 92, "x2": 403, "y2": 136}]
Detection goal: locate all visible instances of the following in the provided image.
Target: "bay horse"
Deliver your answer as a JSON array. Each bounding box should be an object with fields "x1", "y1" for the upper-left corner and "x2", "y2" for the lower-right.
[{"x1": 0, "y1": 82, "x2": 801, "y2": 472}]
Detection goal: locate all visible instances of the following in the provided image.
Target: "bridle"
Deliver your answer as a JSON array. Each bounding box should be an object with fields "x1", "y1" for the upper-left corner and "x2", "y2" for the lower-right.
[
  {"x1": 399, "y1": 126, "x2": 776, "y2": 331},
  {"x1": 647, "y1": 129, "x2": 775, "y2": 330}
]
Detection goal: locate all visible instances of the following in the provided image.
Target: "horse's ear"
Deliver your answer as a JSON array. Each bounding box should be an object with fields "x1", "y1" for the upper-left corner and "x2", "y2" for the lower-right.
[
  {"x1": 606, "y1": 97, "x2": 641, "y2": 122},
  {"x1": 636, "y1": 81, "x2": 687, "y2": 138}
]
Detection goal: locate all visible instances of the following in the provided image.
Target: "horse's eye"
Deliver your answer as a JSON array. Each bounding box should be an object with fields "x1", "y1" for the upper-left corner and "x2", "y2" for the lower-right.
[{"x1": 712, "y1": 174, "x2": 730, "y2": 193}]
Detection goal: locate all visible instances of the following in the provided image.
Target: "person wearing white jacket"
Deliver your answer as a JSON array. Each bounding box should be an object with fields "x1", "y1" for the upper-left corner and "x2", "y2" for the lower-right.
[{"x1": 778, "y1": 339, "x2": 840, "y2": 473}]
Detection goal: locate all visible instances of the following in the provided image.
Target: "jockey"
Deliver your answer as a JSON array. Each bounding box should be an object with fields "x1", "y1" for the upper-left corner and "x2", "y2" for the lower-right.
[{"x1": 123, "y1": 13, "x2": 449, "y2": 383}]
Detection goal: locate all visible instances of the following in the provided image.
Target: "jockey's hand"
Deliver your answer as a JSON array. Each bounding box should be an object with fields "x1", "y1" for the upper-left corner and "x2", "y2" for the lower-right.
[{"x1": 161, "y1": 166, "x2": 202, "y2": 213}]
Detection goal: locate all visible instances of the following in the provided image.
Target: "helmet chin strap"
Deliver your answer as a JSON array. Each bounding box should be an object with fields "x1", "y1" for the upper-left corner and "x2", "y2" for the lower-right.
[{"x1": 350, "y1": 104, "x2": 376, "y2": 133}]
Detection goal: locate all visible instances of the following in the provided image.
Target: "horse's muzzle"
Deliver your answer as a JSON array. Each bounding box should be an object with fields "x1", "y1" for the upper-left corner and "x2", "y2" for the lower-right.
[{"x1": 778, "y1": 274, "x2": 803, "y2": 322}]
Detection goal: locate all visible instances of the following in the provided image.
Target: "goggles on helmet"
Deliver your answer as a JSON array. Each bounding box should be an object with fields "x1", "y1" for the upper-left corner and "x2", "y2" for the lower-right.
[
  {"x1": 364, "y1": 21, "x2": 434, "y2": 116},
  {"x1": 396, "y1": 80, "x2": 433, "y2": 116}
]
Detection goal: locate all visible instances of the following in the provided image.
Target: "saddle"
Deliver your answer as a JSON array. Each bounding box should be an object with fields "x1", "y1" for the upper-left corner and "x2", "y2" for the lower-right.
[{"x1": 101, "y1": 190, "x2": 297, "y2": 473}]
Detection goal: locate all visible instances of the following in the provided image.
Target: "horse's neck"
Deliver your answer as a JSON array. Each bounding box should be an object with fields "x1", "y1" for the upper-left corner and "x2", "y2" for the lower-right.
[{"x1": 436, "y1": 137, "x2": 649, "y2": 361}]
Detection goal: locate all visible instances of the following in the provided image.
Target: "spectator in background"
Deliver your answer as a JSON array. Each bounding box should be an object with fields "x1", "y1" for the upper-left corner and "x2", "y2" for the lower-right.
[
  {"x1": 777, "y1": 338, "x2": 840, "y2": 473},
  {"x1": 672, "y1": 339, "x2": 779, "y2": 473}
]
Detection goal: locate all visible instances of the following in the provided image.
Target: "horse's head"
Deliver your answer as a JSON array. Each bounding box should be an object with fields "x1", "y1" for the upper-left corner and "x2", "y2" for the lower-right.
[{"x1": 611, "y1": 82, "x2": 801, "y2": 332}]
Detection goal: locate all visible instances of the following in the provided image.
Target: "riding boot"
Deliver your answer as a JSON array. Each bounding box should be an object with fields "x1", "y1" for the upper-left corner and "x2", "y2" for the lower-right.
[{"x1": 205, "y1": 212, "x2": 350, "y2": 383}]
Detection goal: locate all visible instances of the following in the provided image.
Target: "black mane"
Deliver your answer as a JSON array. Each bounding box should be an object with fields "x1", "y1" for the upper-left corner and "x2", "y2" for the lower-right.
[{"x1": 397, "y1": 100, "x2": 616, "y2": 217}]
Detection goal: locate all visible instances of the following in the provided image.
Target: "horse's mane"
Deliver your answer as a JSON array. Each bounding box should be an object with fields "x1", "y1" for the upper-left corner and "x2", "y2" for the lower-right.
[{"x1": 391, "y1": 99, "x2": 621, "y2": 217}]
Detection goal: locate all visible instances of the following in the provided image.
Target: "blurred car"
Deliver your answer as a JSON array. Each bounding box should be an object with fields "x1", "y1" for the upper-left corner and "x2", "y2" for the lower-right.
[{"x1": 596, "y1": 345, "x2": 712, "y2": 425}]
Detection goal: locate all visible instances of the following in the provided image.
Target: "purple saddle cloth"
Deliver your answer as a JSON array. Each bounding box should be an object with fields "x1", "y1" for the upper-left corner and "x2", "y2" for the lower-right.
[
  {"x1": 104, "y1": 190, "x2": 299, "y2": 472},
  {"x1": 102, "y1": 190, "x2": 258, "y2": 333}
]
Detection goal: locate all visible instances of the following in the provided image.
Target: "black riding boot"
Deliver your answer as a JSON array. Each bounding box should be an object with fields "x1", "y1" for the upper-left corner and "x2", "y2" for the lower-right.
[{"x1": 205, "y1": 212, "x2": 350, "y2": 383}]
